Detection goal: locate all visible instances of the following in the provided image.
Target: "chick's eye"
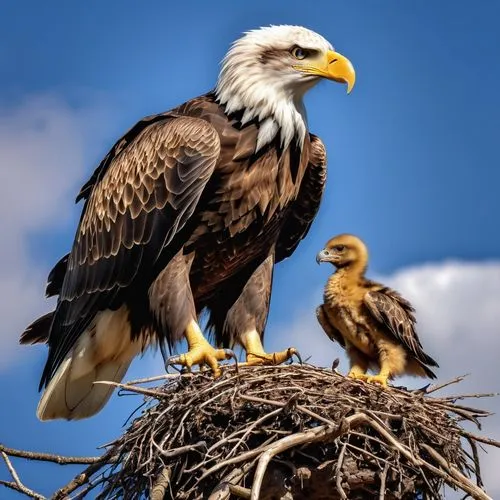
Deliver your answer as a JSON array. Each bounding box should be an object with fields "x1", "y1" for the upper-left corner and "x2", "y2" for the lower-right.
[{"x1": 291, "y1": 47, "x2": 308, "y2": 60}]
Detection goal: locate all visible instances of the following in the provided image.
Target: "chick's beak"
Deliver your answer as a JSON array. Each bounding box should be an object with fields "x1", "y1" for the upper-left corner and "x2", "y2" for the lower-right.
[{"x1": 316, "y1": 249, "x2": 330, "y2": 265}]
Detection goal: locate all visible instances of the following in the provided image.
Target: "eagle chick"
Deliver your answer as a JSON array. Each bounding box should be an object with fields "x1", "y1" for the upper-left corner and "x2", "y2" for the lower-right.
[{"x1": 316, "y1": 234, "x2": 438, "y2": 387}]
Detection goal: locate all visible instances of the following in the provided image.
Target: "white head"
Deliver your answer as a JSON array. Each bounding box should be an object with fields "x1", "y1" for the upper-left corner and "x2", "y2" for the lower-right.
[{"x1": 215, "y1": 25, "x2": 355, "y2": 151}]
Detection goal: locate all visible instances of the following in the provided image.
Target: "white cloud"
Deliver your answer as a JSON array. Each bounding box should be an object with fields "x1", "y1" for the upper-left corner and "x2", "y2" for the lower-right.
[
  {"x1": 0, "y1": 95, "x2": 112, "y2": 369},
  {"x1": 269, "y1": 260, "x2": 500, "y2": 497}
]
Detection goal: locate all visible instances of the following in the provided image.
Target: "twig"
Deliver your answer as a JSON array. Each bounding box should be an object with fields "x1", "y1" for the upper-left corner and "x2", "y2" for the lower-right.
[
  {"x1": 240, "y1": 393, "x2": 336, "y2": 426},
  {"x1": 0, "y1": 480, "x2": 44, "y2": 499},
  {"x1": 335, "y1": 441, "x2": 348, "y2": 499},
  {"x1": 426, "y1": 375, "x2": 469, "y2": 394},
  {"x1": 467, "y1": 437, "x2": 483, "y2": 488},
  {"x1": 196, "y1": 437, "x2": 276, "y2": 483},
  {"x1": 228, "y1": 484, "x2": 252, "y2": 499},
  {"x1": 93, "y1": 380, "x2": 165, "y2": 398},
  {"x1": 0, "y1": 444, "x2": 101, "y2": 465},
  {"x1": 226, "y1": 407, "x2": 284, "y2": 458},
  {"x1": 125, "y1": 373, "x2": 192, "y2": 385},
  {"x1": 207, "y1": 461, "x2": 258, "y2": 500},
  {"x1": 151, "y1": 467, "x2": 171, "y2": 500},
  {"x1": 379, "y1": 462, "x2": 389, "y2": 500},
  {"x1": 358, "y1": 411, "x2": 482, "y2": 497},
  {"x1": 421, "y1": 444, "x2": 492, "y2": 500},
  {"x1": 459, "y1": 430, "x2": 500, "y2": 449},
  {"x1": 51, "y1": 452, "x2": 115, "y2": 500},
  {"x1": 152, "y1": 439, "x2": 206, "y2": 459},
  {"x1": 1, "y1": 452, "x2": 44, "y2": 499},
  {"x1": 250, "y1": 413, "x2": 367, "y2": 500}
]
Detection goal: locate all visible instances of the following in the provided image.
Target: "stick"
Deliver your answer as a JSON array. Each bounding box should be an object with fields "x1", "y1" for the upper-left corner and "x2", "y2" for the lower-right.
[
  {"x1": 0, "y1": 444, "x2": 101, "y2": 465},
  {"x1": 421, "y1": 444, "x2": 492, "y2": 500},
  {"x1": 426, "y1": 375, "x2": 469, "y2": 394},
  {"x1": 1, "y1": 452, "x2": 44, "y2": 500},
  {"x1": 250, "y1": 413, "x2": 367, "y2": 500},
  {"x1": 379, "y1": 462, "x2": 389, "y2": 500},
  {"x1": 459, "y1": 431, "x2": 500, "y2": 449},
  {"x1": 335, "y1": 441, "x2": 348, "y2": 499},
  {"x1": 51, "y1": 452, "x2": 116, "y2": 500},
  {"x1": 93, "y1": 381, "x2": 165, "y2": 398},
  {"x1": 151, "y1": 467, "x2": 171, "y2": 500}
]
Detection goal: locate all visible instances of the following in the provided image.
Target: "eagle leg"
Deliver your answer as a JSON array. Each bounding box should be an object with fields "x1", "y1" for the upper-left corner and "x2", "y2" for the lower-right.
[
  {"x1": 239, "y1": 329, "x2": 300, "y2": 366},
  {"x1": 346, "y1": 345, "x2": 370, "y2": 381},
  {"x1": 364, "y1": 342, "x2": 404, "y2": 388},
  {"x1": 209, "y1": 256, "x2": 299, "y2": 367},
  {"x1": 166, "y1": 320, "x2": 235, "y2": 377}
]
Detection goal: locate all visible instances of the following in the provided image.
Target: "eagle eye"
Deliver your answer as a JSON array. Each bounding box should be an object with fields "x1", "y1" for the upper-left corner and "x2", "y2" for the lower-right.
[
  {"x1": 291, "y1": 46, "x2": 309, "y2": 60},
  {"x1": 333, "y1": 244, "x2": 346, "y2": 252}
]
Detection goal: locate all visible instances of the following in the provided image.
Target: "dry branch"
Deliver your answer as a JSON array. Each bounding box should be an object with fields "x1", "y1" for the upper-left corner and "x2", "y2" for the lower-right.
[{"x1": 1, "y1": 364, "x2": 499, "y2": 499}]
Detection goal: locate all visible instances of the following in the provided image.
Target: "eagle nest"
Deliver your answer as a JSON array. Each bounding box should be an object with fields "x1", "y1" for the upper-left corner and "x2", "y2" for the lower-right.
[{"x1": 2, "y1": 364, "x2": 499, "y2": 500}]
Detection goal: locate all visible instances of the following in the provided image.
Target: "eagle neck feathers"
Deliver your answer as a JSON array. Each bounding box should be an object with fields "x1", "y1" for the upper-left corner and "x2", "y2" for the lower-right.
[
  {"x1": 214, "y1": 85, "x2": 308, "y2": 153},
  {"x1": 325, "y1": 266, "x2": 367, "y2": 303}
]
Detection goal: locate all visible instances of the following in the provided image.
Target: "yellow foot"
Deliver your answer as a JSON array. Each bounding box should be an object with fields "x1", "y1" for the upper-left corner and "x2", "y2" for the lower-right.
[
  {"x1": 243, "y1": 347, "x2": 301, "y2": 366},
  {"x1": 167, "y1": 343, "x2": 235, "y2": 377},
  {"x1": 347, "y1": 370, "x2": 369, "y2": 381},
  {"x1": 366, "y1": 374, "x2": 389, "y2": 387}
]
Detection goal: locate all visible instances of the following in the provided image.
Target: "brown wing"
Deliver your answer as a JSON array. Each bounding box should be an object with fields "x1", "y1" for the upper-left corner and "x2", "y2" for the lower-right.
[
  {"x1": 20, "y1": 254, "x2": 69, "y2": 345},
  {"x1": 276, "y1": 134, "x2": 327, "y2": 261},
  {"x1": 364, "y1": 286, "x2": 438, "y2": 368},
  {"x1": 41, "y1": 116, "x2": 220, "y2": 388},
  {"x1": 316, "y1": 305, "x2": 346, "y2": 348}
]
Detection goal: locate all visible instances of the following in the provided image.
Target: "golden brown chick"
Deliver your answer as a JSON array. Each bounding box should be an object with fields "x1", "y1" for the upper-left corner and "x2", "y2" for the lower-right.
[{"x1": 316, "y1": 234, "x2": 438, "y2": 387}]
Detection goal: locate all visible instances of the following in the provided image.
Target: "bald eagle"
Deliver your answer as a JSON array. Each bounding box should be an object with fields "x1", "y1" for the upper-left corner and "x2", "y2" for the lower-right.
[
  {"x1": 21, "y1": 25, "x2": 355, "y2": 420},
  {"x1": 316, "y1": 234, "x2": 438, "y2": 387}
]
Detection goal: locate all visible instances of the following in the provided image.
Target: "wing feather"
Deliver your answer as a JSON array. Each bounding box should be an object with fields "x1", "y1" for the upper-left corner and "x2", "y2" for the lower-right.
[
  {"x1": 364, "y1": 287, "x2": 438, "y2": 367},
  {"x1": 276, "y1": 134, "x2": 326, "y2": 262},
  {"x1": 316, "y1": 305, "x2": 346, "y2": 348},
  {"x1": 41, "y1": 116, "x2": 220, "y2": 387}
]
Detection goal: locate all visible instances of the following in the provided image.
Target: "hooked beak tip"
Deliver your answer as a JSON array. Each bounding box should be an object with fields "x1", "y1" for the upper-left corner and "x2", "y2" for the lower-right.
[{"x1": 316, "y1": 250, "x2": 327, "y2": 265}]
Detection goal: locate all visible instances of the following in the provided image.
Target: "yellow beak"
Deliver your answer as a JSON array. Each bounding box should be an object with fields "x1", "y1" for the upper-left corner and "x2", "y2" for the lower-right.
[
  {"x1": 294, "y1": 50, "x2": 356, "y2": 93},
  {"x1": 325, "y1": 51, "x2": 356, "y2": 93}
]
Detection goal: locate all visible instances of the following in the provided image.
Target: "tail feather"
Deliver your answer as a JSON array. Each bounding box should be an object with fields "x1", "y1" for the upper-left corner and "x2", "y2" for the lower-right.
[
  {"x1": 407, "y1": 358, "x2": 437, "y2": 380},
  {"x1": 20, "y1": 312, "x2": 53, "y2": 345},
  {"x1": 36, "y1": 307, "x2": 143, "y2": 420},
  {"x1": 420, "y1": 362, "x2": 437, "y2": 380},
  {"x1": 37, "y1": 357, "x2": 133, "y2": 421}
]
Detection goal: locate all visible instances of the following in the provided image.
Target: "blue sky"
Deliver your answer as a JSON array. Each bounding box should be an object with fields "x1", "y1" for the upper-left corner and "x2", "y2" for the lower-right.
[{"x1": 1, "y1": 1, "x2": 499, "y2": 497}]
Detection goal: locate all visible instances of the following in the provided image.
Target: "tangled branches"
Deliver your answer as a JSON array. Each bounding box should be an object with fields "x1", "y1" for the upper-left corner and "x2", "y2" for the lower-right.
[{"x1": 1, "y1": 364, "x2": 499, "y2": 499}]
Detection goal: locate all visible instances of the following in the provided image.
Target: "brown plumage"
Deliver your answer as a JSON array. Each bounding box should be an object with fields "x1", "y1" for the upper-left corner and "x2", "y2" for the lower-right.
[
  {"x1": 19, "y1": 26, "x2": 356, "y2": 420},
  {"x1": 316, "y1": 234, "x2": 438, "y2": 386}
]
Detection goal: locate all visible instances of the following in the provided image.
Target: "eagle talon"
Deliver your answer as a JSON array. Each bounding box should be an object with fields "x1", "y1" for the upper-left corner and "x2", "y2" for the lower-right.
[
  {"x1": 244, "y1": 347, "x2": 298, "y2": 366},
  {"x1": 224, "y1": 348, "x2": 239, "y2": 373},
  {"x1": 366, "y1": 374, "x2": 389, "y2": 387},
  {"x1": 165, "y1": 355, "x2": 189, "y2": 372},
  {"x1": 165, "y1": 345, "x2": 234, "y2": 378},
  {"x1": 289, "y1": 348, "x2": 302, "y2": 365},
  {"x1": 347, "y1": 369, "x2": 369, "y2": 382}
]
